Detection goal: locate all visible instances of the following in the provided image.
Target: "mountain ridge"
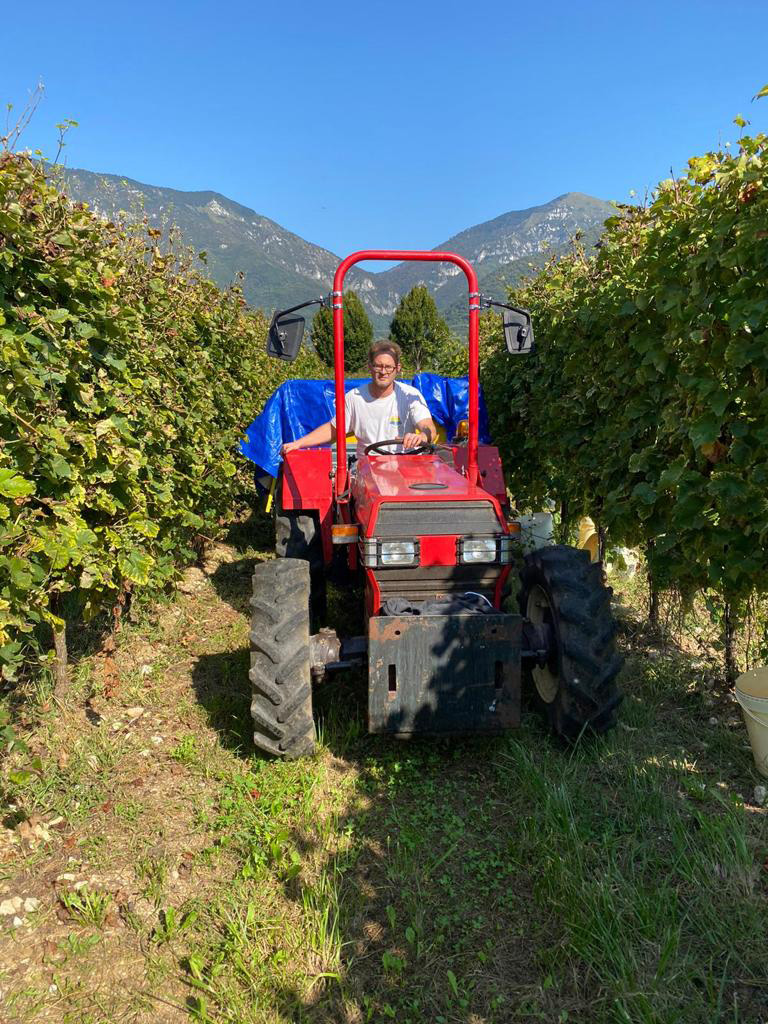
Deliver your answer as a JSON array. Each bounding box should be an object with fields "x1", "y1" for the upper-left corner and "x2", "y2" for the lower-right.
[{"x1": 57, "y1": 167, "x2": 614, "y2": 332}]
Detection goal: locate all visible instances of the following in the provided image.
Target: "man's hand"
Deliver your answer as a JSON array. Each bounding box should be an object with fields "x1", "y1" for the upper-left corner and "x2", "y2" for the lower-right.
[
  {"x1": 279, "y1": 421, "x2": 335, "y2": 458},
  {"x1": 402, "y1": 431, "x2": 428, "y2": 450}
]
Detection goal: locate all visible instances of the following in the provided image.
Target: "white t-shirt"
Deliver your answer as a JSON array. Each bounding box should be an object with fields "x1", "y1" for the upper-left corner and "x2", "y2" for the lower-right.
[{"x1": 331, "y1": 381, "x2": 432, "y2": 456}]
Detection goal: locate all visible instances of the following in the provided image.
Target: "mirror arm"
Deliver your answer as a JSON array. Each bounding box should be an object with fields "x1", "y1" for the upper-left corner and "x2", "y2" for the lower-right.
[
  {"x1": 274, "y1": 296, "x2": 326, "y2": 320},
  {"x1": 480, "y1": 296, "x2": 531, "y2": 318}
]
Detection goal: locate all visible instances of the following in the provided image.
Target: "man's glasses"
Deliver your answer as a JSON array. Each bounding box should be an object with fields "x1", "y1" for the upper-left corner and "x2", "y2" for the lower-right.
[{"x1": 371, "y1": 363, "x2": 397, "y2": 373}]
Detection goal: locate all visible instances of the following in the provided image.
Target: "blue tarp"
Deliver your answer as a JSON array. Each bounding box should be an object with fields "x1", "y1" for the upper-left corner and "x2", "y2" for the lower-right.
[{"x1": 239, "y1": 373, "x2": 491, "y2": 477}]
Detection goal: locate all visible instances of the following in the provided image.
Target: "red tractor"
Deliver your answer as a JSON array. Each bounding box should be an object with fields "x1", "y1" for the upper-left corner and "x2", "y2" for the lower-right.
[{"x1": 249, "y1": 250, "x2": 622, "y2": 758}]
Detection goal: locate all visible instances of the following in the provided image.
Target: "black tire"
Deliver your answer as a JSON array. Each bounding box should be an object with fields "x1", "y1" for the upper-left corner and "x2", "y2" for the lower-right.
[
  {"x1": 275, "y1": 498, "x2": 326, "y2": 629},
  {"x1": 249, "y1": 558, "x2": 316, "y2": 759},
  {"x1": 518, "y1": 545, "x2": 623, "y2": 739}
]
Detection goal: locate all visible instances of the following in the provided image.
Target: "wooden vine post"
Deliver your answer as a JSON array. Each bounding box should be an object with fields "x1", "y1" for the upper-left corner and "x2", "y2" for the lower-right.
[{"x1": 50, "y1": 594, "x2": 69, "y2": 699}]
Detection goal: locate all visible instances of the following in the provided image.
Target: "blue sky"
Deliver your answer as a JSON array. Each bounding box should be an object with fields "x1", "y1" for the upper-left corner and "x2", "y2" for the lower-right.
[{"x1": 4, "y1": 0, "x2": 767, "y2": 257}]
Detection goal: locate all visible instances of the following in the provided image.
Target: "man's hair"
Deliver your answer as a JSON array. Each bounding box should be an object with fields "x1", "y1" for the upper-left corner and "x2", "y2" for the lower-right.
[{"x1": 368, "y1": 339, "x2": 402, "y2": 366}]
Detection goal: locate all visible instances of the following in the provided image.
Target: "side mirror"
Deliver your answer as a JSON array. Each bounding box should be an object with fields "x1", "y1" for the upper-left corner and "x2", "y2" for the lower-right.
[
  {"x1": 266, "y1": 311, "x2": 305, "y2": 362},
  {"x1": 503, "y1": 308, "x2": 534, "y2": 355}
]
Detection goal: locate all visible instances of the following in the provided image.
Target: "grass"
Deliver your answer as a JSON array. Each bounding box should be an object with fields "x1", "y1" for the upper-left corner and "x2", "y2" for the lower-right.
[
  {"x1": 58, "y1": 889, "x2": 113, "y2": 929},
  {"x1": 136, "y1": 851, "x2": 170, "y2": 907},
  {"x1": 1, "y1": 510, "x2": 767, "y2": 1022}
]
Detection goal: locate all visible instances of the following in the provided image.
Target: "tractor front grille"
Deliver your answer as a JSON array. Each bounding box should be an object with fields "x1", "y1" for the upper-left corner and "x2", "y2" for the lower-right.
[
  {"x1": 373, "y1": 501, "x2": 501, "y2": 537},
  {"x1": 373, "y1": 565, "x2": 501, "y2": 604}
]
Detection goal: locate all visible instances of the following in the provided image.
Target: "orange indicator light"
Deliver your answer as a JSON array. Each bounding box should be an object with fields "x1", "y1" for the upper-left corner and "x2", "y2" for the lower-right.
[{"x1": 332, "y1": 524, "x2": 359, "y2": 545}]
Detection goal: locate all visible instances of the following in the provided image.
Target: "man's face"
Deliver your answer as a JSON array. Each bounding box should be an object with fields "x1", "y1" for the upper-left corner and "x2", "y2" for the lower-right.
[{"x1": 369, "y1": 354, "x2": 399, "y2": 384}]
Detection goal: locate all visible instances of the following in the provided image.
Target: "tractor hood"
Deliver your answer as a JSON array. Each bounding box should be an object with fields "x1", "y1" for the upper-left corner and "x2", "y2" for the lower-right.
[{"x1": 352, "y1": 453, "x2": 505, "y2": 538}]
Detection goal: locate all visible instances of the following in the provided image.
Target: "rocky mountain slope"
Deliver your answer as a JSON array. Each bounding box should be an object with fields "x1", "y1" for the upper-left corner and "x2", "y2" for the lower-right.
[{"x1": 59, "y1": 167, "x2": 614, "y2": 332}]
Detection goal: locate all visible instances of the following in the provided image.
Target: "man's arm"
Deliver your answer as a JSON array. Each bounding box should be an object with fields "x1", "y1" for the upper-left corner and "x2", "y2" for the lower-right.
[{"x1": 281, "y1": 420, "x2": 337, "y2": 456}]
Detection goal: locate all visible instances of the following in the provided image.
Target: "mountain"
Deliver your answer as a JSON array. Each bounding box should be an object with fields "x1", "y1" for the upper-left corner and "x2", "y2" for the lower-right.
[
  {"x1": 57, "y1": 167, "x2": 614, "y2": 333},
  {"x1": 365, "y1": 192, "x2": 614, "y2": 329},
  {"x1": 56, "y1": 167, "x2": 370, "y2": 314}
]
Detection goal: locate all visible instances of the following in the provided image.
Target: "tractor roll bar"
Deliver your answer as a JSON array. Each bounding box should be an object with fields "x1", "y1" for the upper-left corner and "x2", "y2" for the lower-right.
[{"x1": 332, "y1": 250, "x2": 481, "y2": 499}]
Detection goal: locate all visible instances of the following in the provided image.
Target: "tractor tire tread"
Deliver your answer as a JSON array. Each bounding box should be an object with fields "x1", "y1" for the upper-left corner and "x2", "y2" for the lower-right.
[
  {"x1": 275, "y1": 610, "x2": 311, "y2": 645},
  {"x1": 248, "y1": 596, "x2": 281, "y2": 624},
  {"x1": 249, "y1": 702, "x2": 283, "y2": 741},
  {"x1": 277, "y1": 682, "x2": 313, "y2": 724},
  {"x1": 249, "y1": 634, "x2": 282, "y2": 667},
  {"x1": 275, "y1": 645, "x2": 312, "y2": 686},
  {"x1": 276, "y1": 712, "x2": 316, "y2": 752},
  {"x1": 248, "y1": 667, "x2": 283, "y2": 707},
  {"x1": 249, "y1": 558, "x2": 315, "y2": 759}
]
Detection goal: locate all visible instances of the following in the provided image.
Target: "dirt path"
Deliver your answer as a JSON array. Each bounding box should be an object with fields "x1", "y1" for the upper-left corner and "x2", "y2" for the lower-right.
[{"x1": 0, "y1": 541, "x2": 261, "y2": 1021}]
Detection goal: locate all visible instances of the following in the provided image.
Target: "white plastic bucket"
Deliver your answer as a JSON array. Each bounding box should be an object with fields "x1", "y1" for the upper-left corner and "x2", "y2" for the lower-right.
[
  {"x1": 735, "y1": 667, "x2": 768, "y2": 778},
  {"x1": 517, "y1": 512, "x2": 554, "y2": 554}
]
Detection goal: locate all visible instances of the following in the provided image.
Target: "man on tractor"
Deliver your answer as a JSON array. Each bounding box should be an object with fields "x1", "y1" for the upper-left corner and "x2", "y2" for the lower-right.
[
  {"x1": 280, "y1": 340, "x2": 438, "y2": 457},
  {"x1": 247, "y1": 249, "x2": 622, "y2": 758}
]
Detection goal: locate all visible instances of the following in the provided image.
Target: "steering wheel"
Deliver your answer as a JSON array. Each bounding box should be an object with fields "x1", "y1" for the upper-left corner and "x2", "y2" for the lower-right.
[{"x1": 364, "y1": 437, "x2": 434, "y2": 457}]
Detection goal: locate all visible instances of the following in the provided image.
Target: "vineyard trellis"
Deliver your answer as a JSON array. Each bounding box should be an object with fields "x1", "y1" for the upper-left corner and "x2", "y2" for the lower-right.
[
  {"x1": 0, "y1": 152, "x2": 321, "y2": 688},
  {"x1": 480, "y1": 119, "x2": 768, "y2": 682}
]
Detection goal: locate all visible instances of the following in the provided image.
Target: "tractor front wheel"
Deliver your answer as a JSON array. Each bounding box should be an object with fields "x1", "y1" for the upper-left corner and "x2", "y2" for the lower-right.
[
  {"x1": 519, "y1": 545, "x2": 623, "y2": 739},
  {"x1": 249, "y1": 558, "x2": 316, "y2": 759}
]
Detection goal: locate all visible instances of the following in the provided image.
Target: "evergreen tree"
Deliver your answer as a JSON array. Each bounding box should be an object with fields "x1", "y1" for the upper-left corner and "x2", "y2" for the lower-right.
[
  {"x1": 389, "y1": 285, "x2": 452, "y2": 371},
  {"x1": 311, "y1": 291, "x2": 373, "y2": 370}
]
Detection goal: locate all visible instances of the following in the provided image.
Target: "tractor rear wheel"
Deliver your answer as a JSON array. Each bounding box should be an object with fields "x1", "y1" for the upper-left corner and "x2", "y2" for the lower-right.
[
  {"x1": 275, "y1": 501, "x2": 326, "y2": 629},
  {"x1": 519, "y1": 545, "x2": 623, "y2": 739},
  {"x1": 249, "y1": 558, "x2": 316, "y2": 759}
]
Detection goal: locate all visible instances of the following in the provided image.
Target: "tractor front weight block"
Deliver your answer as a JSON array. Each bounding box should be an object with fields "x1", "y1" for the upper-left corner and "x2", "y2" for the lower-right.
[{"x1": 368, "y1": 613, "x2": 522, "y2": 736}]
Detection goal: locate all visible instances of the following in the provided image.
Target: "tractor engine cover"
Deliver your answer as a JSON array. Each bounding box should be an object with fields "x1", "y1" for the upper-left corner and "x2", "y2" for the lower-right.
[{"x1": 368, "y1": 612, "x2": 522, "y2": 735}]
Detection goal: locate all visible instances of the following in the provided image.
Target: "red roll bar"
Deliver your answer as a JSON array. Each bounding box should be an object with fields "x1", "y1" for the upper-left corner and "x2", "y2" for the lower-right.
[{"x1": 332, "y1": 250, "x2": 480, "y2": 499}]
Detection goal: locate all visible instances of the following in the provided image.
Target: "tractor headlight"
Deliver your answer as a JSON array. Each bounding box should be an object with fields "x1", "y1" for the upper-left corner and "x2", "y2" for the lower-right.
[
  {"x1": 460, "y1": 537, "x2": 498, "y2": 563},
  {"x1": 380, "y1": 541, "x2": 417, "y2": 566}
]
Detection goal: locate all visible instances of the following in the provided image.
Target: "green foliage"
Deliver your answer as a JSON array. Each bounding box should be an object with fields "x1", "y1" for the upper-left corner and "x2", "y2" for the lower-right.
[
  {"x1": 0, "y1": 704, "x2": 26, "y2": 756},
  {"x1": 310, "y1": 306, "x2": 333, "y2": 365},
  {"x1": 482, "y1": 128, "x2": 768, "y2": 629},
  {"x1": 59, "y1": 888, "x2": 112, "y2": 928},
  {"x1": 151, "y1": 905, "x2": 198, "y2": 944},
  {"x1": 389, "y1": 286, "x2": 454, "y2": 371},
  {"x1": 311, "y1": 290, "x2": 372, "y2": 370},
  {"x1": 0, "y1": 152, "x2": 322, "y2": 681}
]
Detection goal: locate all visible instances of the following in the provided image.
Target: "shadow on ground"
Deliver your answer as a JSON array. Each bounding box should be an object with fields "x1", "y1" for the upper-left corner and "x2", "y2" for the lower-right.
[{"x1": 185, "y1": 512, "x2": 767, "y2": 1022}]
